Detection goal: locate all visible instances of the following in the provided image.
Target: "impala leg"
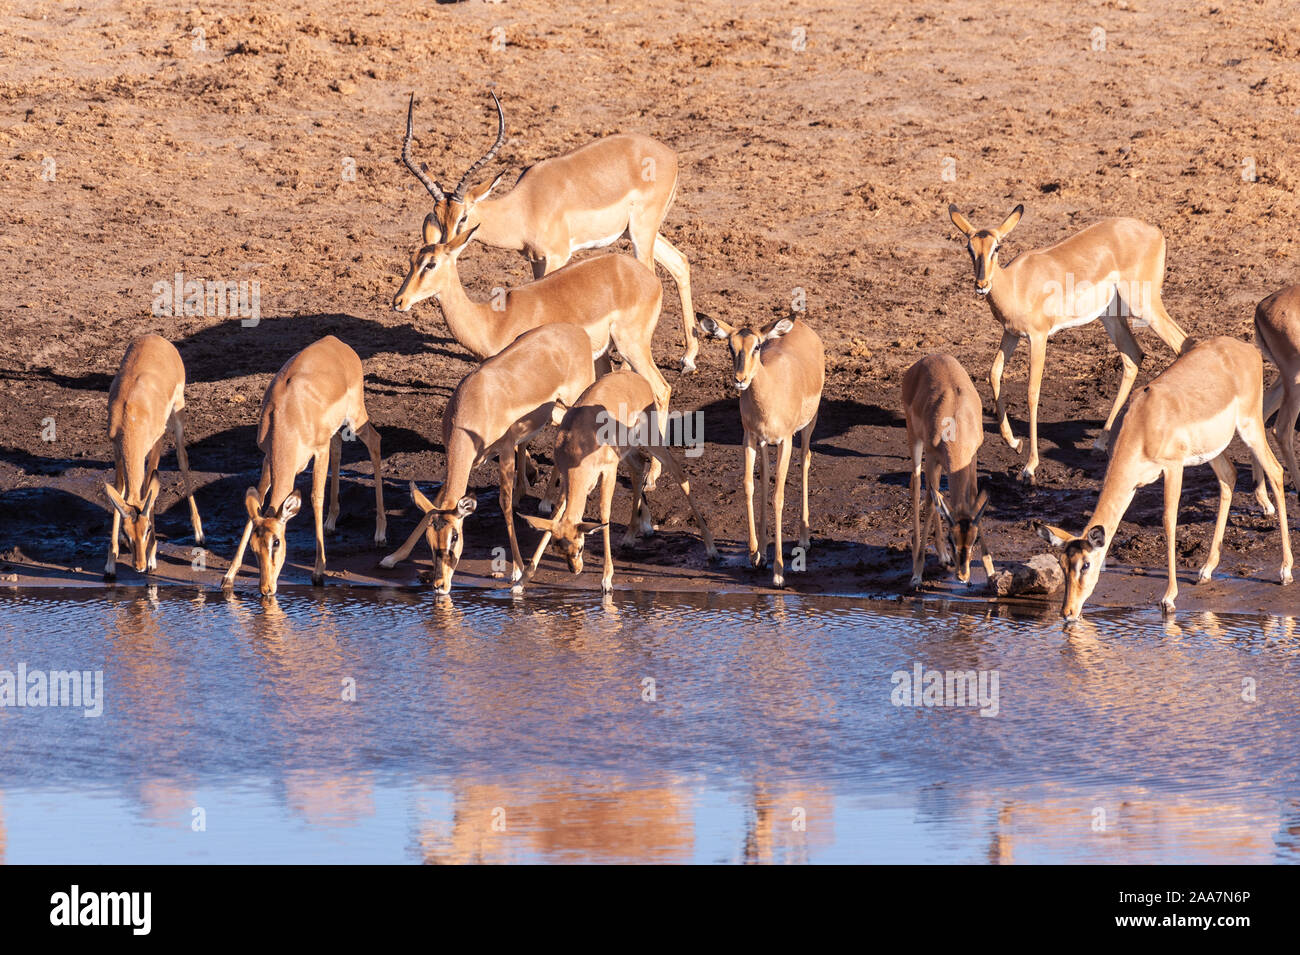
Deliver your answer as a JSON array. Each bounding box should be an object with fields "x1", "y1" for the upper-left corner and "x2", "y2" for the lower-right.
[
  {"x1": 978, "y1": 537, "x2": 995, "y2": 583},
  {"x1": 1133, "y1": 289, "x2": 1188, "y2": 356},
  {"x1": 611, "y1": 332, "x2": 670, "y2": 490},
  {"x1": 379, "y1": 511, "x2": 432, "y2": 569},
  {"x1": 325, "y1": 433, "x2": 342, "y2": 533},
  {"x1": 1096, "y1": 312, "x2": 1143, "y2": 453},
  {"x1": 1268, "y1": 388, "x2": 1300, "y2": 503},
  {"x1": 356, "y1": 422, "x2": 387, "y2": 545},
  {"x1": 652, "y1": 234, "x2": 698, "y2": 372},
  {"x1": 622, "y1": 456, "x2": 647, "y2": 548},
  {"x1": 771, "y1": 438, "x2": 793, "y2": 588},
  {"x1": 500, "y1": 453, "x2": 525, "y2": 587},
  {"x1": 599, "y1": 465, "x2": 617, "y2": 593},
  {"x1": 1200, "y1": 454, "x2": 1237, "y2": 583},
  {"x1": 926, "y1": 458, "x2": 951, "y2": 568},
  {"x1": 651, "y1": 445, "x2": 717, "y2": 559},
  {"x1": 758, "y1": 442, "x2": 771, "y2": 569},
  {"x1": 989, "y1": 330, "x2": 1022, "y2": 454},
  {"x1": 1160, "y1": 465, "x2": 1183, "y2": 612},
  {"x1": 311, "y1": 450, "x2": 329, "y2": 586},
  {"x1": 223, "y1": 463, "x2": 270, "y2": 587},
  {"x1": 537, "y1": 466, "x2": 560, "y2": 516},
  {"x1": 909, "y1": 433, "x2": 924, "y2": 589},
  {"x1": 105, "y1": 454, "x2": 125, "y2": 579},
  {"x1": 1239, "y1": 413, "x2": 1294, "y2": 585},
  {"x1": 1021, "y1": 334, "x2": 1047, "y2": 484},
  {"x1": 170, "y1": 411, "x2": 204, "y2": 545},
  {"x1": 743, "y1": 434, "x2": 761, "y2": 568},
  {"x1": 798, "y1": 414, "x2": 817, "y2": 550},
  {"x1": 144, "y1": 435, "x2": 164, "y2": 571}
]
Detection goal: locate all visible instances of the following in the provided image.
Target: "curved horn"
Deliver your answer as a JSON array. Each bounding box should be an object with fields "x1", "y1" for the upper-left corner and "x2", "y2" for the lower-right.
[
  {"x1": 452, "y1": 90, "x2": 506, "y2": 200},
  {"x1": 402, "y1": 93, "x2": 445, "y2": 202}
]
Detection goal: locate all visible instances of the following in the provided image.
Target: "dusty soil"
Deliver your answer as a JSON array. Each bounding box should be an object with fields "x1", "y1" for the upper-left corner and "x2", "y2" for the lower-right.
[{"x1": 2, "y1": 0, "x2": 1299, "y2": 615}]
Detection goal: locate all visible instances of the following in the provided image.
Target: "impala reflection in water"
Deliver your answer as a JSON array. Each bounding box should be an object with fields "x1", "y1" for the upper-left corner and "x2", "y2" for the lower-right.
[{"x1": 0, "y1": 588, "x2": 1297, "y2": 863}]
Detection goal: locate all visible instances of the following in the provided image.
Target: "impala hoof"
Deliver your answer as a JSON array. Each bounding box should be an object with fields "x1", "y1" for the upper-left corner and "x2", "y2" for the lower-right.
[
  {"x1": 680, "y1": 357, "x2": 697, "y2": 373},
  {"x1": 194, "y1": 533, "x2": 206, "y2": 546},
  {"x1": 749, "y1": 550, "x2": 766, "y2": 569},
  {"x1": 1018, "y1": 467, "x2": 1036, "y2": 485},
  {"x1": 1282, "y1": 567, "x2": 1294, "y2": 586},
  {"x1": 1092, "y1": 433, "x2": 1110, "y2": 453},
  {"x1": 601, "y1": 577, "x2": 613, "y2": 594},
  {"x1": 910, "y1": 574, "x2": 923, "y2": 589},
  {"x1": 772, "y1": 573, "x2": 785, "y2": 589},
  {"x1": 379, "y1": 555, "x2": 397, "y2": 569},
  {"x1": 1197, "y1": 568, "x2": 1213, "y2": 583},
  {"x1": 312, "y1": 573, "x2": 324, "y2": 587},
  {"x1": 705, "y1": 544, "x2": 719, "y2": 561},
  {"x1": 221, "y1": 575, "x2": 235, "y2": 590},
  {"x1": 103, "y1": 571, "x2": 116, "y2": 582},
  {"x1": 1160, "y1": 596, "x2": 1176, "y2": 613}
]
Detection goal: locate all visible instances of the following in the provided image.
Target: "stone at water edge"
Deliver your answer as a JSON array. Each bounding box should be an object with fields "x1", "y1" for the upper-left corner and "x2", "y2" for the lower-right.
[{"x1": 989, "y1": 554, "x2": 1064, "y2": 597}]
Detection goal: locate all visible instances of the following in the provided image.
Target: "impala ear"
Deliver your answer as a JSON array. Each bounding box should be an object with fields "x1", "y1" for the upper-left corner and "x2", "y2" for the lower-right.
[
  {"x1": 141, "y1": 471, "x2": 161, "y2": 516},
  {"x1": 948, "y1": 203, "x2": 975, "y2": 237},
  {"x1": 973, "y1": 487, "x2": 989, "y2": 523},
  {"x1": 244, "y1": 486, "x2": 264, "y2": 523},
  {"x1": 698, "y1": 315, "x2": 733, "y2": 340},
  {"x1": 104, "y1": 483, "x2": 133, "y2": 520},
  {"x1": 465, "y1": 170, "x2": 505, "y2": 205},
  {"x1": 1085, "y1": 525, "x2": 1107, "y2": 550},
  {"x1": 760, "y1": 317, "x2": 795, "y2": 341},
  {"x1": 277, "y1": 490, "x2": 303, "y2": 522},
  {"x1": 932, "y1": 491, "x2": 954, "y2": 525},
  {"x1": 456, "y1": 495, "x2": 477, "y2": 517},
  {"x1": 520, "y1": 514, "x2": 554, "y2": 533},
  {"x1": 448, "y1": 223, "x2": 479, "y2": 254},
  {"x1": 1034, "y1": 520, "x2": 1073, "y2": 548},
  {"x1": 422, "y1": 211, "x2": 444, "y2": 246},
  {"x1": 994, "y1": 204, "x2": 1024, "y2": 239},
  {"x1": 577, "y1": 521, "x2": 608, "y2": 536},
  {"x1": 410, "y1": 481, "x2": 436, "y2": 513}
]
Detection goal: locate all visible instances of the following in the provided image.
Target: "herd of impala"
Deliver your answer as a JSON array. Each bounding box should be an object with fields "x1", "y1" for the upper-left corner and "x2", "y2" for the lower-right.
[{"x1": 96, "y1": 91, "x2": 1300, "y2": 623}]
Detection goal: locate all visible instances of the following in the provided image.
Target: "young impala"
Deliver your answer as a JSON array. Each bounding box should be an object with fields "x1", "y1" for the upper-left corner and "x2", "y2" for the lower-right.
[
  {"x1": 901, "y1": 354, "x2": 993, "y2": 588},
  {"x1": 379, "y1": 323, "x2": 596, "y2": 593},
  {"x1": 699, "y1": 315, "x2": 824, "y2": 588},
  {"x1": 103, "y1": 334, "x2": 204, "y2": 579},
  {"x1": 403, "y1": 92, "x2": 699, "y2": 370},
  {"x1": 519, "y1": 370, "x2": 717, "y2": 592},
  {"x1": 221, "y1": 336, "x2": 386, "y2": 596},
  {"x1": 948, "y1": 203, "x2": 1189, "y2": 483},
  {"x1": 1036, "y1": 336, "x2": 1291, "y2": 621}
]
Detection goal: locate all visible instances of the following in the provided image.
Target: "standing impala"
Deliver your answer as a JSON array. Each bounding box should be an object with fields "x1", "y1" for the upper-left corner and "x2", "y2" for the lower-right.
[
  {"x1": 379, "y1": 324, "x2": 596, "y2": 592},
  {"x1": 948, "y1": 203, "x2": 1189, "y2": 484},
  {"x1": 901, "y1": 354, "x2": 993, "y2": 588},
  {"x1": 103, "y1": 334, "x2": 204, "y2": 579},
  {"x1": 1254, "y1": 285, "x2": 1300, "y2": 495},
  {"x1": 1036, "y1": 336, "x2": 1291, "y2": 621},
  {"x1": 403, "y1": 92, "x2": 699, "y2": 370},
  {"x1": 700, "y1": 315, "x2": 824, "y2": 588},
  {"x1": 222, "y1": 336, "x2": 386, "y2": 596},
  {"x1": 519, "y1": 370, "x2": 717, "y2": 592}
]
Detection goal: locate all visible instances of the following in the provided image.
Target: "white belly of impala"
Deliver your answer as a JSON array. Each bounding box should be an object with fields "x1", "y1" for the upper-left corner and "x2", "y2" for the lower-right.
[
  {"x1": 570, "y1": 229, "x2": 627, "y2": 256},
  {"x1": 1185, "y1": 441, "x2": 1229, "y2": 468}
]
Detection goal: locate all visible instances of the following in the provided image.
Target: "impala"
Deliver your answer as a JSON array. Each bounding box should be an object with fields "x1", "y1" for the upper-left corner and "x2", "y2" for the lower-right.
[
  {"x1": 379, "y1": 323, "x2": 596, "y2": 592},
  {"x1": 519, "y1": 370, "x2": 717, "y2": 592},
  {"x1": 1255, "y1": 285, "x2": 1300, "y2": 495},
  {"x1": 403, "y1": 92, "x2": 699, "y2": 370},
  {"x1": 948, "y1": 203, "x2": 1189, "y2": 483},
  {"x1": 1036, "y1": 336, "x2": 1291, "y2": 621},
  {"x1": 699, "y1": 315, "x2": 824, "y2": 588},
  {"x1": 103, "y1": 334, "x2": 204, "y2": 578},
  {"x1": 901, "y1": 353, "x2": 993, "y2": 588},
  {"x1": 221, "y1": 336, "x2": 386, "y2": 596}
]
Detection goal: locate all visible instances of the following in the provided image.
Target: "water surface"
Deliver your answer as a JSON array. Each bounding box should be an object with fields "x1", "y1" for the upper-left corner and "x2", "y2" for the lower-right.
[{"x1": 0, "y1": 587, "x2": 1297, "y2": 863}]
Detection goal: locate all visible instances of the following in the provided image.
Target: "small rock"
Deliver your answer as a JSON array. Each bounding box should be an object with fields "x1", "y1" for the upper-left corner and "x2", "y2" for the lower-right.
[{"x1": 989, "y1": 554, "x2": 1063, "y2": 597}]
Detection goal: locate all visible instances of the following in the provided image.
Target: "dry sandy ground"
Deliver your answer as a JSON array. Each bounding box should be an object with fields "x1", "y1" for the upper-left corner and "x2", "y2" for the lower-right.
[{"x1": 1, "y1": 0, "x2": 1299, "y2": 615}]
